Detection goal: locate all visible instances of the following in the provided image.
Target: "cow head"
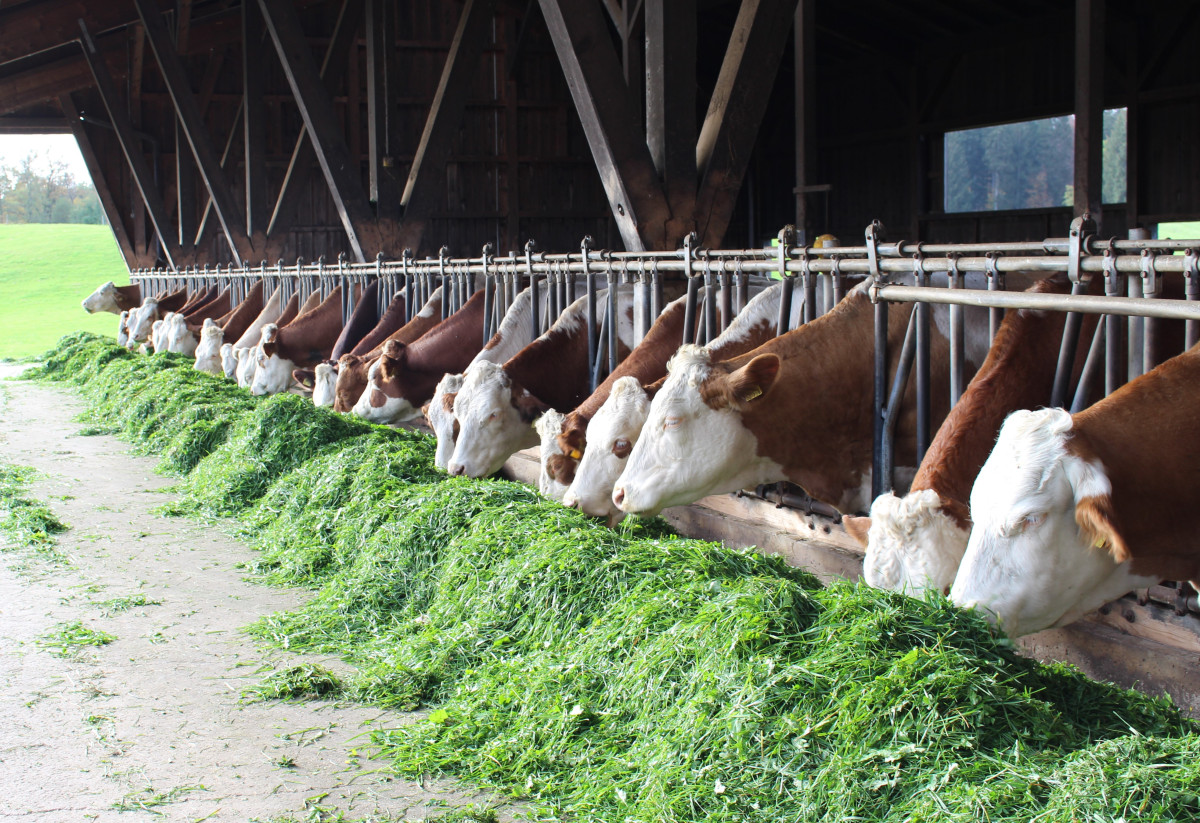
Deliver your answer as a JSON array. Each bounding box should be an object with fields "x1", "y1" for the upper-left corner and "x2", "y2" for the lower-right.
[
  {"x1": 193, "y1": 318, "x2": 225, "y2": 374},
  {"x1": 950, "y1": 408, "x2": 1155, "y2": 637},
  {"x1": 220, "y1": 343, "x2": 238, "y2": 379},
  {"x1": 844, "y1": 489, "x2": 971, "y2": 597},
  {"x1": 128, "y1": 299, "x2": 160, "y2": 343},
  {"x1": 612, "y1": 346, "x2": 782, "y2": 516},
  {"x1": 534, "y1": 409, "x2": 570, "y2": 502},
  {"x1": 168, "y1": 313, "x2": 199, "y2": 357},
  {"x1": 251, "y1": 324, "x2": 294, "y2": 395},
  {"x1": 351, "y1": 341, "x2": 422, "y2": 424},
  {"x1": 447, "y1": 360, "x2": 545, "y2": 478},
  {"x1": 424, "y1": 372, "x2": 464, "y2": 470},
  {"x1": 293, "y1": 368, "x2": 317, "y2": 390},
  {"x1": 82, "y1": 281, "x2": 118, "y2": 314},
  {"x1": 563, "y1": 377, "x2": 649, "y2": 525},
  {"x1": 235, "y1": 345, "x2": 259, "y2": 388},
  {"x1": 334, "y1": 354, "x2": 370, "y2": 412},
  {"x1": 549, "y1": 414, "x2": 587, "y2": 485},
  {"x1": 312, "y1": 362, "x2": 337, "y2": 407},
  {"x1": 116, "y1": 310, "x2": 131, "y2": 349},
  {"x1": 149, "y1": 318, "x2": 167, "y2": 353}
]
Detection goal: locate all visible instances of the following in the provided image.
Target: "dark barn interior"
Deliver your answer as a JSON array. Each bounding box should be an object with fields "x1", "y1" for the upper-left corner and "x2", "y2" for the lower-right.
[{"x1": 2, "y1": 0, "x2": 1198, "y2": 271}]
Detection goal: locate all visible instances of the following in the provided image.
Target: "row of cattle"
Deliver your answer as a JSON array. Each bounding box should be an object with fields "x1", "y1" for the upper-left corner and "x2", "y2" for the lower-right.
[{"x1": 83, "y1": 271, "x2": 1200, "y2": 639}]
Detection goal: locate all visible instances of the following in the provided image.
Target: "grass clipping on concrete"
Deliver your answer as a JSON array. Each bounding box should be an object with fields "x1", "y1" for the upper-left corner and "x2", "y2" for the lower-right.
[{"x1": 34, "y1": 332, "x2": 1200, "y2": 822}]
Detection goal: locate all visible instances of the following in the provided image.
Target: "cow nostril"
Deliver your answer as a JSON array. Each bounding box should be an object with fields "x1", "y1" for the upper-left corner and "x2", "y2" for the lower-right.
[
  {"x1": 563, "y1": 493, "x2": 579, "y2": 509},
  {"x1": 612, "y1": 487, "x2": 625, "y2": 507},
  {"x1": 449, "y1": 463, "x2": 466, "y2": 476}
]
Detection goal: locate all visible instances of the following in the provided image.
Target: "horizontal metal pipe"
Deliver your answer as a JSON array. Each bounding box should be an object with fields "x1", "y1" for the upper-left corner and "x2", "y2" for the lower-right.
[{"x1": 874, "y1": 284, "x2": 1200, "y2": 321}]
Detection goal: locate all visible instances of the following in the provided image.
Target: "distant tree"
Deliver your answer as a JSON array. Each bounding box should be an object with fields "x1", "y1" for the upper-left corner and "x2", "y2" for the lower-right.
[
  {"x1": 0, "y1": 150, "x2": 103, "y2": 224},
  {"x1": 1103, "y1": 108, "x2": 1127, "y2": 203}
]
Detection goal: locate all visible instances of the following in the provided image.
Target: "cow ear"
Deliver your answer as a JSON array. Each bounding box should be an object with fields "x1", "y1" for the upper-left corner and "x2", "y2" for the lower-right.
[
  {"x1": 556, "y1": 417, "x2": 586, "y2": 460},
  {"x1": 1075, "y1": 493, "x2": 1129, "y2": 563},
  {"x1": 728, "y1": 354, "x2": 780, "y2": 405},
  {"x1": 293, "y1": 368, "x2": 315, "y2": 389},
  {"x1": 546, "y1": 452, "x2": 576, "y2": 485},
  {"x1": 383, "y1": 340, "x2": 407, "y2": 362},
  {"x1": 513, "y1": 389, "x2": 549, "y2": 425},
  {"x1": 842, "y1": 515, "x2": 872, "y2": 548},
  {"x1": 442, "y1": 391, "x2": 458, "y2": 414},
  {"x1": 938, "y1": 496, "x2": 973, "y2": 531}
]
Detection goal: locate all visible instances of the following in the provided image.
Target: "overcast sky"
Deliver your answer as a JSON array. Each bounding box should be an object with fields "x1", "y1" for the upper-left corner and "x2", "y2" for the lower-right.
[{"x1": 0, "y1": 134, "x2": 92, "y2": 182}]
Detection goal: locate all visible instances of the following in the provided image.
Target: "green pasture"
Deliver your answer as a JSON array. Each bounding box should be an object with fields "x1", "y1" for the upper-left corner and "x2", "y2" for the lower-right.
[{"x1": 0, "y1": 224, "x2": 127, "y2": 359}]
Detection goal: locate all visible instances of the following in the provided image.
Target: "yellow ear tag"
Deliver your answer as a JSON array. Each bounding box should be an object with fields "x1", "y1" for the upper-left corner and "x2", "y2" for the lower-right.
[
  {"x1": 1093, "y1": 537, "x2": 1107, "y2": 549},
  {"x1": 569, "y1": 449, "x2": 582, "y2": 460},
  {"x1": 742, "y1": 386, "x2": 763, "y2": 402}
]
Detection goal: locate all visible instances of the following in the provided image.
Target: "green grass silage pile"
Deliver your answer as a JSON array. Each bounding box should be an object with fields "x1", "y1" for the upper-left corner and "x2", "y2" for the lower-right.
[{"x1": 33, "y1": 333, "x2": 1200, "y2": 822}]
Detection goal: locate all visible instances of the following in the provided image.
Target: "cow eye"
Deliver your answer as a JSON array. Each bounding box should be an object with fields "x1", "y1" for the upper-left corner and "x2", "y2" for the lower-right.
[
  {"x1": 612, "y1": 438, "x2": 632, "y2": 458},
  {"x1": 664, "y1": 416, "x2": 681, "y2": 430},
  {"x1": 488, "y1": 410, "x2": 501, "y2": 421}
]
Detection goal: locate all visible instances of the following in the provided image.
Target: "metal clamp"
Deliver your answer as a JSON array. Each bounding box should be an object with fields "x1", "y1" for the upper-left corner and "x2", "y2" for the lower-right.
[
  {"x1": 985, "y1": 251, "x2": 1004, "y2": 291},
  {"x1": 1141, "y1": 248, "x2": 1160, "y2": 298},
  {"x1": 777, "y1": 224, "x2": 794, "y2": 280},
  {"x1": 1066, "y1": 212, "x2": 1095, "y2": 286},
  {"x1": 864, "y1": 219, "x2": 885, "y2": 298}
]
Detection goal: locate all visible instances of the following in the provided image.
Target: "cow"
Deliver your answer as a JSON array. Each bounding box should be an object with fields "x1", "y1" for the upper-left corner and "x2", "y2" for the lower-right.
[
  {"x1": 333, "y1": 286, "x2": 444, "y2": 413},
  {"x1": 127, "y1": 287, "x2": 189, "y2": 344},
  {"x1": 213, "y1": 280, "x2": 266, "y2": 346},
  {"x1": 83, "y1": 281, "x2": 142, "y2": 314},
  {"x1": 116, "y1": 310, "x2": 131, "y2": 349},
  {"x1": 351, "y1": 289, "x2": 491, "y2": 424},
  {"x1": 220, "y1": 342, "x2": 238, "y2": 378},
  {"x1": 423, "y1": 284, "x2": 563, "y2": 466},
  {"x1": 251, "y1": 287, "x2": 347, "y2": 396},
  {"x1": 293, "y1": 283, "x2": 399, "y2": 392},
  {"x1": 193, "y1": 318, "x2": 225, "y2": 374},
  {"x1": 534, "y1": 409, "x2": 570, "y2": 502},
  {"x1": 561, "y1": 281, "x2": 804, "y2": 523},
  {"x1": 164, "y1": 289, "x2": 233, "y2": 355},
  {"x1": 841, "y1": 274, "x2": 1079, "y2": 596},
  {"x1": 230, "y1": 284, "x2": 287, "y2": 350},
  {"x1": 235, "y1": 345, "x2": 257, "y2": 388},
  {"x1": 611, "y1": 279, "x2": 994, "y2": 519},
  {"x1": 447, "y1": 288, "x2": 635, "y2": 479},
  {"x1": 425, "y1": 372, "x2": 464, "y2": 469},
  {"x1": 312, "y1": 362, "x2": 338, "y2": 407},
  {"x1": 950, "y1": 340, "x2": 1200, "y2": 637}
]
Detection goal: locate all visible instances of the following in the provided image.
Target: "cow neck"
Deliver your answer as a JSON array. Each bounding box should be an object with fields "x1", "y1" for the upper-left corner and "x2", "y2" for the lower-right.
[
  {"x1": 185, "y1": 289, "x2": 233, "y2": 330},
  {"x1": 156, "y1": 287, "x2": 189, "y2": 314},
  {"x1": 332, "y1": 281, "x2": 380, "y2": 361},
  {"x1": 115, "y1": 284, "x2": 142, "y2": 311},
  {"x1": 217, "y1": 280, "x2": 266, "y2": 342},
  {"x1": 178, "y1": 286, "x2": 216, "y2": 315},
  {"x1": 351, "y1": 292, "x2": 408, "y2": 356},
  {"x1": 503, "y1": 316, "x2": 594, "y2": 412},
  {"x1": 911, "y1": 275, "x2": 1072, "y2": 528},
  {"x1": 405, "y1": 289, "x2": 488, "y2": 372},
  {"x1": 1069, "y1": 343, "x2": 1200, "y2": 581},
  {"x1": 276, "y1": 287, "x2": 347, "y2": 366},
  {"x1": 274, "y1": 293, "x2": 302, "y2": 328},
  {"x1": 374, "y1": 296, "x2": 445, "y2": 354},
  {"x1": 479, "y1": 287, "x2": 536, "y2": 357},
  {"x1": 709, "y1": 289, "x2": 939, "y2": 508}
]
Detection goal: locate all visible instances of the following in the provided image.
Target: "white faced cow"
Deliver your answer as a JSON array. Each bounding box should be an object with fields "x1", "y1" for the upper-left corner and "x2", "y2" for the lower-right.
[
  {"x1": 193, "y1": 318, "x2": 224, "y2": 374},
  {"x1": 312, "y1": 362, "x2": 337, "y2": 407},
  {"x1": 951, "y1": 342, "x2": 1200, "y2": 636},
  {"x1": 82, "y1": 281, "x2": 141, "y2": 314},
  {"x1": 534, "y1": 409, "x2": 570, "y2": 502},
  {"x1": 562, "y1": 376, "x2": 649, "y2": 524},
  {"x1": 220, "y1": 343, "x2": 238, "y2": 378},
  {"x1": 425, "y1": 372, "x2": 465, "y2": 470}
]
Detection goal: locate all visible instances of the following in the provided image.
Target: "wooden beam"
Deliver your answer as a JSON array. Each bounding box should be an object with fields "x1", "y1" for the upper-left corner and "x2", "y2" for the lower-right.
[
  {"x1": 794, "y1": 0, "x2": 814, "y2": 235},
  {"x1": 243, "y1": 0, "x2": 268, "y2": 239},
  {"x1": 196, "y1": 100, "x2": 243, "y2": 251},
  {"x1": 59, "y1": 92, "x2": 137, "y2": 267},
  {"x1": 366, "y1": 0, "x2": 401, "y2": 220},
  {"x1": 537, "y1": 0, "x2": 673, "y2": 251},
  {"x1": 694, "y1": 0, "x2": 799, "y2": 249},
  {"x1": 397, "y1": 0, "x2": 496, "y2": 251},
  {"x1": 175, "y1": 118, "x2": 197, "y2": 252},
  {"x1": 266, "y1": 0, "x2": 365, "y2": 241},
  {"x1": 258, "y1": 0, "x2": 375, "y2": 261},
  {"x1": 134, "y1": 0, "x2": 250, "y2": 260},
  {"x1": 177, "y1": 0, "x2": 194, "y2": 53},
  {"x1": 1074, "y1": 0, "x2": 1104, "y2": 221},
  {"x1": 77, "y1": 21, "x2": 177, "y2": 271},
  {"x1": 645, "y1": 0, "x2": 696, "y2": 226},
  {"x1": 0, "y1": 116, "x2": 71, "y2": 133},
  {"x1": 0, "y1": 0, "x2": 172, "y2": 69}
]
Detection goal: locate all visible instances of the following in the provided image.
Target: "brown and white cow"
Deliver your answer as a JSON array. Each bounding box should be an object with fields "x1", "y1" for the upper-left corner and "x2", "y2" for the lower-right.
[
  {"x1": 556, "y1": 281, "x2": 806, "y2": 519},
  {"x1": 351, "y1": 288, "x2": 488, "y2": 423},
  {"x1": 193, "y1": 318, "x2": 225, "y2": 374},
  {"x1": 333, "y1": 286, "x2": 444, "y2": 413},
  {"x1": 214, "y1": 280, "x2": 267, "y2": 346},
  {"x1": 842, "y1": 274, "x2": 1080, "y2": 595},
  {"x1": 251, "y1": 287, "x2": 347, "y2": 395},
  {"x1": 612, "y1": 280, "x2": 992, "y2": 518},
  {"x1": 534, "y1": 409, "x2": 570, "y2": 502},
  {"x1": 447, "y1": 288, "x2": 636, "y2": 478},
  {"x1": 426, "y1": 372, "x2": 465, "y2": 469},
  {"x1": 127, "y1": 287, "x2": 189, "y2": 344},
  {"x1": 950, "y1": 341, "x2": 1200, "y2": 637},
  {"x1": 83, "y1": 281, "x2": 141, "y2": 314}
]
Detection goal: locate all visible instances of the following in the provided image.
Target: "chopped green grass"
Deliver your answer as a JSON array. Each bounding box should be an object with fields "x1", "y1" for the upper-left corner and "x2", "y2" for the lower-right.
[
  {"x1": 34, "y1": 333, "x2": 1200, "y2": 822},
  {"x1": 0, "y1": 462, "x2": 68, "y2": 554},
  {"x1": 246, "y1": 664, "x2": 345, "y2": 702},
  {"x1": 39, "y1": 620, "x2": 116, "y2": 657},
  {"x1": 93, "y1": 593, "x2": 162, "y2": 616}
]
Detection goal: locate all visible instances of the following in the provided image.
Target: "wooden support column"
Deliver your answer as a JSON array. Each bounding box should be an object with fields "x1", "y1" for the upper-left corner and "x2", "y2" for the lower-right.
[
  {"x1": 538, "y1": 0, "x2": 672, "y2": 251},
  {"x1": 367, "y1": 0, "x2": 401, "y2": 220},
  {"x1": 646, "y1": 0, "x2": 695, "y2": 236},
  {"x1": 398, "y1": 0, "x2": 496, "y2": 252},
  {"x1": 794, "y1": 0, "x2": 815, "y2": 238},
  {"x1": 134, "y1": 0, "x2": 250, "y2": 261},
  {"x1": 59, "y1": 92, "x2": 138, "y2": 268},
  {"x1": 130, "y1": 25, "x2": 147, "y2": 259},
  {"x1": 196, "y1": 102, "x2": 244, "y2": 251},
  {"x1": 243, "y1": 0, "x2": 268, "y2": 241},
  {"x1": 258, "y1": 0, "x2": 376, "y2": 262},
  {"x1": 266, "y1": 0, "x2": 365, "y2": 244},
  {"x1": 175, "y1": 118, "x2": 197, "y2": 254},
  {"x1": 77, "y1": 22, "x2": 178, "y2": 271},
  {"x1": 1074, "y1": 0, "x2": 1104, "y2": 223},
  {"x1": 695, "y1": 0, "x2": 799, "y2": 249}
]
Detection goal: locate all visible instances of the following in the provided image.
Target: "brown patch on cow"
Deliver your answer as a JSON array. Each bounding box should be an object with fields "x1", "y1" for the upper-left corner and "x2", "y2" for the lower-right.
[
  {"x1": 937, "y1": 495, "x2": 973, "y2": 532},
  {"x1": 452, "y1": 418, "x2": 461, "y2": 442},
  {"x1": 293, "y1": 368, "x2": 316, "y2": 389},
  {"x1": 545, "y1": 452, "x2": 577, "y2": 485},
  {"x1": 1075, "y1": 493, "x2": 1129, "y2": 563},
  {"x1": 841, "y1": 514, "x2": 871, "y2": 548},
  {"x1": 442, "y1": 392, "x2": 457, "y2": 414},
  {"x1": 369, "y1": 389, "x2": 388, "y2": 409},
  {"x1": 510, "y1": 387, "x2": 549, "y2": 425},
  {"x1": 556, "y1": 419, "x2": 587, "y2": 460}
]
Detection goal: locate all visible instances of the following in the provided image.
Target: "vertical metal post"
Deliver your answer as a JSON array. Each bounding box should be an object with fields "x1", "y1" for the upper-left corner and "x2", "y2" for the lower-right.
[
  {"x1": 607, "y1": 258, "x2": 619, "y2": 374},
  {"x1": 586, "y1": 265, "x2": 598, "y2": 389},
  {"x1": 1185, "y1": 249, "x2": 1199, "y2": 350},
  {"x1": 720, "y1": 268, "x2": 733, "y2": 331},
  {"x1": 526, "y1": 241, "x2": 540, "y2": 339},
  {"x1": 703, "y1": 260, "x2": 717, "y2": 344},
  {"x1": 1070, "y1": 321, "x2": 1106, "y2": 413},
  {"x1": 775, "y1": 226, "x2": 794, "y2": 335},
  {"x1": 831, "y1": 257, "x2": 845, "y2": 306},
  {"x1": 802, "y1": 248, "x2": 816, "y2": 324},
  {"x1": 1127, "y1": 227, "x2": 1148, "y2": 380},
  {"x1": 682, "y1": 233, "x2": 698, "y2": 345},
  {"x1": 915, "y1": 264, "x2": 931, "y2": 462},
  {"x1": 985, "y1": 252, "x2": 1005, "y2": 343},
  {"x1": 483, "y1": 247, "x2": 495, "y2": 347},
  {"x1": 1102, "y1": 248, "x2": 1123, "y2": 396},
  {"x1": 652, "y1": 261, "x2": 663, "y2": 319},
  {"x1": 948, "y1": 255, "x2": 965, "y2": 406},
  {"x1": 735, "y1": 261, "x2": 749, "y2": 317},
  {"x1": 438, "y1": 246, "x2": 449, "y2": 320},
  {"x1": 640, "y1": 270, "x2": 653, "y2": 338},
  {"x1": 872, "y1": 295, "x2": 889, "y2": 501},
  {"x1": 1141, "y1": 249, "x2": 1160, "y2": 374}
]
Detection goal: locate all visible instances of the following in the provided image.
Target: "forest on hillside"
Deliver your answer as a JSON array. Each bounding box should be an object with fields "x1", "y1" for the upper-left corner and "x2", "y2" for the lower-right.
[
  {"x1": 0, "y1": 153, "x2": 103, "y2": 225},
  {"x1": 944, "y1": 108, "x2": 1127, "y2": 212}
]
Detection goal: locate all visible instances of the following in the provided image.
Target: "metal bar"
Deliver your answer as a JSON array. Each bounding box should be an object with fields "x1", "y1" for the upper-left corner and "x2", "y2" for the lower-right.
[
  {"x1": 881, "y1": 307, "x2": 919, "y2": 491},
  {"x1": 948, "y1": 258, "x2": 965, "y2": 405},
  {"x1": 915, "y1": 268, "x2": 931, "y2": 462},
  {"x1": 1051, "y1": 279, "x2": 1087, "y2": 408},
  {"x1": 607, "y1": 264, "x2": 619, "y2": 374},
  {"x1": 1141, "y1": 250, "x2": 1160, "y2": 375},
  {"x1": 1186, "y1": 249, "x2": 1200, "y2": 350},
  {"x1": 874, "y1": 285, "x2": 1200, "y2": 322},
  {"x1": 682, "y1": 275, "x2": 699, "y2": 346},
  {"x1": 591, "y1": 304, "x2": 610, "y2": 390},
  {"x1": 985, "y1": 252, "x2": 1004, "y2": 343},
  {"x1": 720, "y1": 269, "x2": 733, "y2": 332},
  {"x1": 872, "y1": 297, "x2": 888, "y2": 500},
  {"x1": 527, "y1": 242, "x2": 540, "y2": 339},
  {"x1": 1070, "y1": 320, "x2": 1106, "y2": 413},
  {"x1": 703, "y1": 263, "x2": 717, "y2": 344},
  {"x1": 587, "y1": 268, "x2": 598, "y2": 388}
]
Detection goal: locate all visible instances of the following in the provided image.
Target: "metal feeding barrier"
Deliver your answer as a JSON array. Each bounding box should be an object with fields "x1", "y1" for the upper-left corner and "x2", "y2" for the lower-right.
[{"x1": 132, "y1": 219, "x2": 1200, "y2": 619}]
